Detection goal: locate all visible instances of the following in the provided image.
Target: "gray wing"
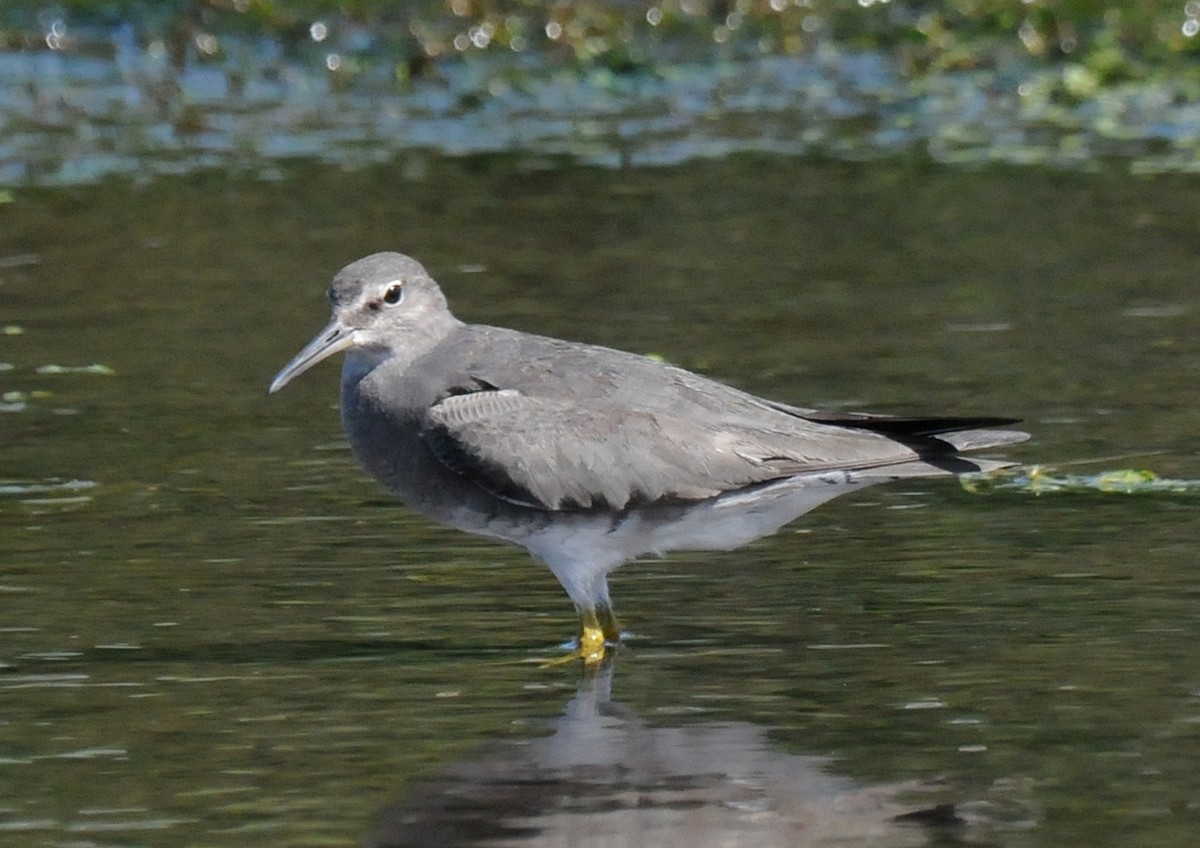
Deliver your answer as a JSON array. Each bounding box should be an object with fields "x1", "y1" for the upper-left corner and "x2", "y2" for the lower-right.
[
  {"x1": 420, "y1": 388, "x2": 921, "y2": 511},
  {"x1": 409, "y1": 326, "x2": 1025, "y2": 511}
]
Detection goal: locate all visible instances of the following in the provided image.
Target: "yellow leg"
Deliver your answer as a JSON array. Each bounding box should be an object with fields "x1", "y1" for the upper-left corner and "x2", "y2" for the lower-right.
[
  {"x1": 534, "y1": 607, "x2": 623, "y2": 669},
  {"x1": 594, "y1": 604, "x2": 621, "y2": 643},
  {"x1": 578, "y1": 608, "x2": 611, "y2": 666}
]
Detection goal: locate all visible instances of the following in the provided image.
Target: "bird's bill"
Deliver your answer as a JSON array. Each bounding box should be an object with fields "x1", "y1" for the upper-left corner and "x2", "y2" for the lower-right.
[{"x1": 268, "y1": 318, "x2": 355, "y2": 394}]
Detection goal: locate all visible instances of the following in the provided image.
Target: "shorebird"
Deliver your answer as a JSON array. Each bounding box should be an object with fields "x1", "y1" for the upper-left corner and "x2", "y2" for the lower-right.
[{"x1": 270, "y1": 252, "x2": 1027, "y2": 663}]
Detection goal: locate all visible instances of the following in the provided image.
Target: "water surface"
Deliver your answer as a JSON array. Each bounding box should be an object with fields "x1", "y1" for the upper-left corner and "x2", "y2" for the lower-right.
[{"x1": 2, "y1": 155, "x2": 1200, "y2": 846}]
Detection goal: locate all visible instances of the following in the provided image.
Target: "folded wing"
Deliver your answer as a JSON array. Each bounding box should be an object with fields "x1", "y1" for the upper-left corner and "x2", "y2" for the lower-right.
[{"x1": 420, "y1": 388, "x2": 1005, "y2": 511}]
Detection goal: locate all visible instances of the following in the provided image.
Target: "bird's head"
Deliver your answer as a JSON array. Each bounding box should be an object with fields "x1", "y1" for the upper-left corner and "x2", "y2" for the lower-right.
[{"x1": 269, "y1": 252, "x2": 457, "y2": 394}]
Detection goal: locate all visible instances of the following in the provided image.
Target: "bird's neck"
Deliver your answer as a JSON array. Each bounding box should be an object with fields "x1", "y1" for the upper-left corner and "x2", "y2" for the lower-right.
[{"x1": 342, "y1": 347, "x2": 391, "y2": 389}]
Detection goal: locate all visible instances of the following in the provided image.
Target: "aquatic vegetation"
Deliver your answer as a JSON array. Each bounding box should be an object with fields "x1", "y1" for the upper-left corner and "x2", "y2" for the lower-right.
[
  {"x1": 3, "y1": 1, "x2": 1197, "y2": 75},
  {"x1": 961, "y1": 466, "x2": 1200, "y2": 495},
  {"x1": 33, "y1": 364, "x2": 116, "y2": 376},
  {"x1": 3, "y1": 2, "x2": 1200, "y2": 184}
]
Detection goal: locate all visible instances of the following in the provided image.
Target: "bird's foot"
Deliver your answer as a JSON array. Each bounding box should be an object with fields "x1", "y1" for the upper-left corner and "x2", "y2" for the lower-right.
[
  {"x1": 536, "y1": 609, "x2": 622, "y2": 669},
  {"x1": 535, "y1": 626, "x2": 613, "y2": 668},
  {"x1": 578, "y1": 622, "x2": 608, "y2": 665}
]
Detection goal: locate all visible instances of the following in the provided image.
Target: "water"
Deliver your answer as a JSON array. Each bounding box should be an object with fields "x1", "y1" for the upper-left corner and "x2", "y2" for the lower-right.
[
  {"x1": 8, "y1": 15, "x2": 1200, "y2": 187},
  {"x1": 2, "y1": 154, "x2": 1200, "y2": 846}
]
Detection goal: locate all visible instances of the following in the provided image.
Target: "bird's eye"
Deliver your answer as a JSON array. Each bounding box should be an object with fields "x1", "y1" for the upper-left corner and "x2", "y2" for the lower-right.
[{"x1": 383, "y1": 282, "x2": 404, "y2": 305}]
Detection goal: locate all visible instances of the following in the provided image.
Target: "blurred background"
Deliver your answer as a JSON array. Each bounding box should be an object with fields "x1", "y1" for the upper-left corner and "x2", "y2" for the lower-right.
[
  {"x1": 2, "y1": 3, "x2": 1200, "y2": 847},
  {"x1": 7, "y1": 0, "x2": 1200, "y2": 180}
]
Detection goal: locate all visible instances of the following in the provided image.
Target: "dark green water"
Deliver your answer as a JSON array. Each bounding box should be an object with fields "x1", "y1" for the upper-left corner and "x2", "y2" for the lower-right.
[{"x1": 2, "y1": 155, "x2": 1200, "y2": 846}]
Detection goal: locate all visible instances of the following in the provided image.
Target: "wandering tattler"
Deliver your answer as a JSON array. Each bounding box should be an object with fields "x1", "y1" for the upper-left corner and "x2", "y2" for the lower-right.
[{"x1": 270, "y1": 252, "x2": 1028, "y2": 663}]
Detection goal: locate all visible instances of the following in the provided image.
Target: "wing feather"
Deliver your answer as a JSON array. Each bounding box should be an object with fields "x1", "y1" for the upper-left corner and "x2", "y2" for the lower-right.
[
  {"x1": 421, "y1": 388, "x2": 923, "y2": 511},
  {"x1": 407, "y1": 329, "x2": 1026, "y2": 512}
]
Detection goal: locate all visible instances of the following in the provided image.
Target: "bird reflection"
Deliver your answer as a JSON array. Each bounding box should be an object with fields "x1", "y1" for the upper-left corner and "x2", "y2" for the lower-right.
[{"x1": 366, "y1": 662, "x2": 965, "y2": 848}]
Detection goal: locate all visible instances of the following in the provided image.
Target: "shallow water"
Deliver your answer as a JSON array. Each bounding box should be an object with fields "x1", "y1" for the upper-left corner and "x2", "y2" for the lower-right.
[
  {"x1": 2, "y1": 155, "x2": 1200, "y2": 847},
  {"x1": 8, "y1": 15, "x2": 1200, "y2": 187}
]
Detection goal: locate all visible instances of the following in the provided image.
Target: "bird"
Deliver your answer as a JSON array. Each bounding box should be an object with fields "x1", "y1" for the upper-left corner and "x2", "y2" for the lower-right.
[{"x1": 269, "y1": 252, "x2": 1028, "y2": 664}]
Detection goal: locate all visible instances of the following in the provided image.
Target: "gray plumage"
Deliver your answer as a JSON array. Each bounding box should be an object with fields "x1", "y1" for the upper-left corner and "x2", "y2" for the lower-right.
[{"x1": 270, "y1": 252, "x2": 1028, "y2": 653}]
